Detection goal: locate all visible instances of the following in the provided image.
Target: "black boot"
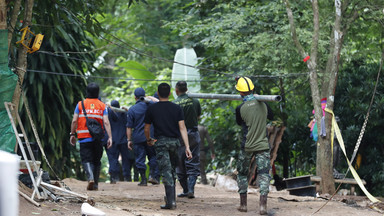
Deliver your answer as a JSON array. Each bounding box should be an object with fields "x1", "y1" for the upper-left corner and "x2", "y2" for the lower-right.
[
  {"x1": 237, "y1": 193, "x2": 247, "y2": 212},
  {"x1": 177, "y1": 176, "x2": 188, "y2": 197},
  {"x1": 160, "y1": 185, "x2": 176, "y2": 210},
  {"x1": 83, "y1": 163, "x2": 95, "y2": 191},
  {"x1": 93, "y1": 165, "x2": 101, "y2": 191},
  {"x1": 260, "y1": 194, "x2": 267, "y2": 215},
  {"x1": 187, "y1": 175, "x2": 197, "y2": 198},
  {"x1": 110, "y1": 172, "x2": 119, "y2": 184},
  {"x1": 138, "y1": 171, "x2": 147, "y2": 186}
]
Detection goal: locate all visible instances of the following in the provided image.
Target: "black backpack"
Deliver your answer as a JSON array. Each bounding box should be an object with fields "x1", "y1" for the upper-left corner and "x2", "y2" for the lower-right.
[{"x1": 81, "y1": 100, "x2": 104, "y2": 143}]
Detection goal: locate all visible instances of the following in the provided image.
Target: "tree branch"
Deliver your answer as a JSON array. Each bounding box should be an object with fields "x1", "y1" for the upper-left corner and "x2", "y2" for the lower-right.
[
  {"x1": 283, "y1": 0, "x2": 307, "y2": 58},
  {"x1": 8, "y1": 0, "x2": 22, "y2": 50},
  {"x1": 310, "y1": 0, "x2": 320, "y2": 67}
]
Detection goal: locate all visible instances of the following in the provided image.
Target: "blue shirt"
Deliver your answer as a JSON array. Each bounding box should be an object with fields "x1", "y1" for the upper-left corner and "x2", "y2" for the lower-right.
[
  {"x1": 104, "y1": 107, "x2": 127, "y2": 145},
  {"x1": 74, "y1": 103, "x2": 108, "y2": 143},
  {"x1": 126, "y1": 100, "x2": 154, "y2": 143}
]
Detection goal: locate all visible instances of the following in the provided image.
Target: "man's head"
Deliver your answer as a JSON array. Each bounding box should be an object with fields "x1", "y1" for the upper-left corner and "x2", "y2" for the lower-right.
[
  {"x1": 235, "y1": 76, "x2": 254, "y2": 96},
  {"x1": 86, "y1": 82, "x2": 100, "y2": 98},
  {"x1": 175, "y1": 81, "x2": 188, "y2": 96},
  {"x1": 157, "y1": 83, "x2": 171, "y2": 99},
  {"x1": 134, "y1": 87, "x2": 146, "y2": 100},
  {"x1": 111, "y1": 100, "x2": 120, "y2": 108}
]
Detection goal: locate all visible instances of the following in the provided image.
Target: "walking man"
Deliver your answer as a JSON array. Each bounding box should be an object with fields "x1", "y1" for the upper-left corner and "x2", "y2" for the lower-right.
[
  {"x1": 235, "y1": 76, "x2": 272, "y2": 215},
  {"x1": 105, "y1": 100, "x2": 135, "y2": 183},
  {"x1": 198, "y1": 124, "x2": 215, "y2": 185},
  {"x1": 70, "y1": 82, "x2": 112, "y2": 191},
  {"x1": 173, "y1": 81, "x2": 201, "y2": 199},
  {"x1": 127, "y1": 88, "x2": 160, "y2": 186},
  {"x1": 144, "y1": 82, "x2": 192, "y2": 210}
]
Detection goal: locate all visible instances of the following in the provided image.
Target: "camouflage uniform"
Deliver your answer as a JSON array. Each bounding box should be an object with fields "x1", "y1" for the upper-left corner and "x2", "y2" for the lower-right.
[
  {"x1": 237, "y1": 149, "x2": 271, "y2": 195},
  {"x1": 154, "y1": 136, "x2": 180, "y2": 186},
  {"x1": 235, "y1": 96, "x2": 272, "y2": 195}
]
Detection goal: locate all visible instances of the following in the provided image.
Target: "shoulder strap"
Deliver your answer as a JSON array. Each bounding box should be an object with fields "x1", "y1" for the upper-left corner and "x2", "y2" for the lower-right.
[{"x1": 81, "y1": 100, "x2": 89, "y2": 120}]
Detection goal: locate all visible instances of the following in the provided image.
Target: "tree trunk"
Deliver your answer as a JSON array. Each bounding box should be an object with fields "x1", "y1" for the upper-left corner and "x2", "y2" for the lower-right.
[
  {"x1": 8, "y1": 0, "x2": 22, "y2": 50},
  {"x1": 0, "y1": 0, "x2": 6, "y2": 29},
  {"x1": 284, "y1": 0, "x2": 337, "y2": 194},
  {"x1": 12, "y1": 0, "x2": 34, "y2": 111}
]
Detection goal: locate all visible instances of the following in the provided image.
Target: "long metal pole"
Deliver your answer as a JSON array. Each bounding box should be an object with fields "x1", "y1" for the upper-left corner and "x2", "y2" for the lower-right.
[{"x1": 187, "y1": 93, "x2": 282, "y2": 102}]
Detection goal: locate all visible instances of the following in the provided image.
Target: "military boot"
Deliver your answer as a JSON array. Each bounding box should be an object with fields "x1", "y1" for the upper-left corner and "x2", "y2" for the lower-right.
[
  {"x1": 259, "y1": 194, "x2": 267, "y2": 215},
  {"x1": 177, "y1": 176, "x2": 188, "y2": 197},
  {"x1": 237, "y1": 193, "x2": 247, "y2": 212},
  {"x1": 93, "y1": 165, "x2": 101, "y2": 191},
  {"x1": 187, "y1": 175, "x2": 197, "y2": 199},
  {"x1": 83, "y1": 163, "x2": 95, "y2": 191},
  {"x1": 160, "y1": 185, "x2": 176, "y2": 210},
  {"x1": 138, "y1": 171, "x2": 147, "y2": 186}
]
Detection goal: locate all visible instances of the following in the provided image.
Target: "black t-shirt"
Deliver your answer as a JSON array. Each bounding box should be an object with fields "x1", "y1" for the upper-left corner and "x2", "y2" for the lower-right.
[{"x1": 144, "y1": 101, "x2": 184, "y2": 139}]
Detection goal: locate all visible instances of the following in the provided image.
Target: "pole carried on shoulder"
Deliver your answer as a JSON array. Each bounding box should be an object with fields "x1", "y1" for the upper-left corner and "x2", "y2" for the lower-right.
[{"x1": 187, "y1": 93, "x2": 282, "y2": 102}]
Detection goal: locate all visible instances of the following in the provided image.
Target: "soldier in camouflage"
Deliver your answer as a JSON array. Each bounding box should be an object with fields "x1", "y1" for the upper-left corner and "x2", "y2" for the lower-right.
[
  {"x1": 144, "y1": 83, "x2": 192, "y2": 210},
  {"x1": 234, "y1": 76, "x2": 273, "y2": 215}
]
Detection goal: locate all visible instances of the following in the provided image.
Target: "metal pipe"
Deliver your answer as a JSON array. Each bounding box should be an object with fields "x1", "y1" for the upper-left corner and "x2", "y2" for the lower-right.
[
  {"x1": 109, "y1": 106, "x2": 127, "y2": 113},
  {"x1": 40, "y1": 182, "x2": 88, "y2": 200},
  {"x1": 187, "y1": 93, "x2": 282, "y2": 102}
]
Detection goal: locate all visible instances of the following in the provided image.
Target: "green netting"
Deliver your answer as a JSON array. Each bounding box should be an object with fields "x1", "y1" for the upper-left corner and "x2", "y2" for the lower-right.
[{"x1": 0, "y1": 29, "x2": 18, "y2": 153}]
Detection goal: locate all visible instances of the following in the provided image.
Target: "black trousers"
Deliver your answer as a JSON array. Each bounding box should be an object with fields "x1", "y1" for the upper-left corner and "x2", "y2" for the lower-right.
[{"x1": 80, "y1": 141, "x2": 103, "y2": 166}]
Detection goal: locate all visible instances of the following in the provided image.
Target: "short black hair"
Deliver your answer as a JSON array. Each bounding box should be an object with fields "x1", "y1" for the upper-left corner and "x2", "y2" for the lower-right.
[
  {"x1": 86, "y1": 82, "x2": 99, "y2": 98},
  {"x1": 176, "y1": 81, "x2": 187, "y2": 93},
  {"x1": 158, "y1": 83, "x2": 171, "y2": 98}
]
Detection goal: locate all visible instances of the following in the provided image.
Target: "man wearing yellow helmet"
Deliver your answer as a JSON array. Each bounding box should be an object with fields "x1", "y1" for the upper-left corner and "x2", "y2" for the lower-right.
[{"x1": 234, "y1": 76, "x2": 272, "y2": 215}]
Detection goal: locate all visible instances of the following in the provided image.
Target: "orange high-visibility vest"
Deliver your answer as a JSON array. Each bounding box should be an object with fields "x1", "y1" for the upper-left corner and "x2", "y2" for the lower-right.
[{"x1": 76, "y1": 98, "x2": 106, "y2": 139}]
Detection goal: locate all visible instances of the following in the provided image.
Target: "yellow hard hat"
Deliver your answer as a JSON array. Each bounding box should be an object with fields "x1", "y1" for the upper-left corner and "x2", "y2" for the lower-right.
[{"x1": 235, "y1": 76, "x2": 254, "y2": 92}]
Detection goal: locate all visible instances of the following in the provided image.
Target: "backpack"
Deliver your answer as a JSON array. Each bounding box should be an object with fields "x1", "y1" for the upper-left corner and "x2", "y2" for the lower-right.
[{"x1": 81, "y1": 100, "x2": 104, "y2": 143}]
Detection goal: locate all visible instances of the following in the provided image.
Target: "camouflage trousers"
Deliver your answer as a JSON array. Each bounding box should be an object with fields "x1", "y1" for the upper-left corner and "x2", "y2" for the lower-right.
[
  {"x1": 237, "y1": 149, "x2": 271, "y2": 195},
  {"x1": 154, "y1": 137, "x2": 180, "y2": 186}
]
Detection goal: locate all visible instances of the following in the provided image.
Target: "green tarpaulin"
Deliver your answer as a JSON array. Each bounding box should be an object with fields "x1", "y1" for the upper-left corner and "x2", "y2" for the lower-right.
[{"x1": 0, "y1": 29, "x2": 18, "y2": 153}]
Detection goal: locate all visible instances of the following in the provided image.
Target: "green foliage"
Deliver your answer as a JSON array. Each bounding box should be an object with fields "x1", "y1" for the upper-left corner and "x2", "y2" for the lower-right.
[
  {"x1": 335, "y1": 62, "x2": 384, "y2": 196},
  {"x1": 10, "y1": 0, "x2": 104, "y2": 179}
]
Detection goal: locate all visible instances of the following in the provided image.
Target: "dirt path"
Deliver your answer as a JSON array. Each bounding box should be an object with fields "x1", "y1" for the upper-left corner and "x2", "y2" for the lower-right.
[{"x1": 19, "y1": 178, "x2": 382, "y2": 216}]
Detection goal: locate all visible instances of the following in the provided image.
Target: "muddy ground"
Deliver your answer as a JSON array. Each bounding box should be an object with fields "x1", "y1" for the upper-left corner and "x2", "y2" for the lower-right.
[{"x1": 19, "y1": 178, "x2": 383, "y2": 216}]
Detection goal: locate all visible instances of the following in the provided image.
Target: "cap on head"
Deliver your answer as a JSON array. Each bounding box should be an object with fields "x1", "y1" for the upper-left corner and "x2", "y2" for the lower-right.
[
  {"x1": 235, "y1": 76, "x2": 254, "y2": 92},
  {"x1": 134, "y1": 88, "x2": 146, "y2": 97},
  {"x1": 86, "y1": 82, "x2": 100, "y2": 98},
  {"x1": 175, "y1": 81, "x2": 188, "y2": 93},
  {"x1": 111, "y1": 100, "x2": 120, "y2": 108}
]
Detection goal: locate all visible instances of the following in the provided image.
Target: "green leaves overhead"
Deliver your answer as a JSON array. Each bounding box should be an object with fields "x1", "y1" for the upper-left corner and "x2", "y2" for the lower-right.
[{"x1": 118, "y1": 60, "x2": 155, "y2": 80}]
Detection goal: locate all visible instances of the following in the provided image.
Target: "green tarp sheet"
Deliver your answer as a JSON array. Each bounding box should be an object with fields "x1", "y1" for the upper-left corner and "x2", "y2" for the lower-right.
[{"x1": 0, "y1": 29, "x2": 18, "y2": 153}]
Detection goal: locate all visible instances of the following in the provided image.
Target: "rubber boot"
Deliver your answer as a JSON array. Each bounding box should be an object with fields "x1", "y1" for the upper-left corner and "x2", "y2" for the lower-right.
[
  {"x1": 138, "y1": 171, "x2": 147, "y2": 186},
  {"x1": 93, "y1": 165, "x2": 101, "y2": 191},
  {"x1": 259, "y1": 194, "x2": 267, "y2": 215},
  {"x1": 160, "y1": 185, "x2": 176, "y2": 210},
  {"x1": 177, "y1": 176, "x2": 188, "y2": 197},
  {"x1": 83, "y1": 163, "x2": 95, "y2": 191},
  {"x1": 110, "y1": 172, "x2": 119, "y2": 184},
  {"x1": 237, "y1": 193, "x2": 247, "y2": 212},
  {"x1": 187, "y1": 175, "x2": 197, "y2": 199}
]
